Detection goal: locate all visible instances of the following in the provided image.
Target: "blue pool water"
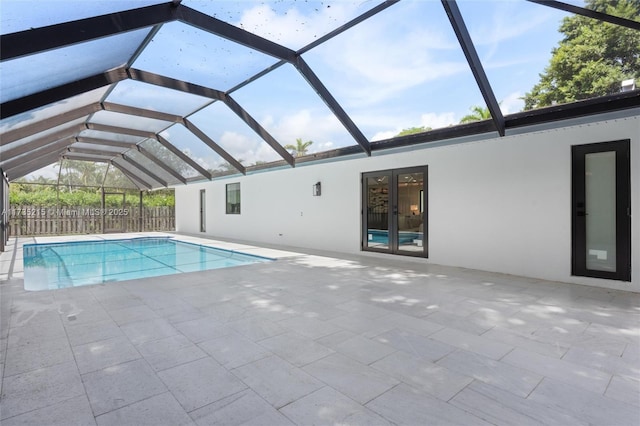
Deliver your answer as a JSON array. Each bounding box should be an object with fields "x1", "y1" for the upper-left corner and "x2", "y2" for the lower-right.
[
  {"x1": 23, "y1": 237, "x2": 272, "y2": 291},
  {"x1": 367, "y1": 229, "x2": 421, "y2": 244}
]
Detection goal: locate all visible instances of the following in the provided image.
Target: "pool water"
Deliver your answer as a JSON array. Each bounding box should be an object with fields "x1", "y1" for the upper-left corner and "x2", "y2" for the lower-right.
[{"x1": 23, "y1": 237, "x2": 272, "y2": 291}]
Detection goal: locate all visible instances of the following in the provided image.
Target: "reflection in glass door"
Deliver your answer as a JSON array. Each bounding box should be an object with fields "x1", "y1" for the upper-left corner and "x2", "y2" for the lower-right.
[
  {"x1": 362, "y1": 166, "x2": 427, "y2": 257},
  {"x1": 572, "y1": 140, "x2": 630, "y2": 281},
  {"x1": 396, "y1": 171, "x2": 425, "y2": 254},
  {"x1": 364, "y1": 173, "x2": 391, "y2": 250}
]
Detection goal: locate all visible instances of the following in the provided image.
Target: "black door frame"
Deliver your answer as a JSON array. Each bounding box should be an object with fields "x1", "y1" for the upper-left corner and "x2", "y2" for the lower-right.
[
  {"x1": 571, "y1": 139, "x2": 631, "y2": 281},
  {"x1": 362, "y1": 165, "x2": 428, "y2": 258},
  {"x1": 199, "y1": 189, "x2": 206, "y2": 233}
]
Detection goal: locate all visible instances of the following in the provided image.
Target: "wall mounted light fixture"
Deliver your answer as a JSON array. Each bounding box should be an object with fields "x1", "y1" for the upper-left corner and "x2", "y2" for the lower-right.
[{"x1": 312, "y1": 182, "x2": 321, "y2": 196}]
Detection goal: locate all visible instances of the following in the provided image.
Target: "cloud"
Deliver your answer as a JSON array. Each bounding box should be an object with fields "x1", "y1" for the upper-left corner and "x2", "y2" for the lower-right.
[
  {"x1": 466, "y1": 4, "x2": 556, "y2": 63},
  {"x1": 308, "y1": 5, "x2": 468, "y2": 107},
  {"x1": 371, "y1": 130, "x2": 398, "y2": 142},
  {"x1": 263, "y1": 109, "x2": 349, "y2": 151},
  {"x1": 370, "y1": 112, "x2": 457, "y2": 141},
  {"x1": 236, "y1": 3, "x2": 358, "y2": 48},
  {"x1": 217, "y1": 131, "x2": 282, "y2": 165},
  {"x1": 180, "y1": 147, "x2": 211, "y2": 170},
  {"x1": 420, "y1": 112, "x2": 457, "y2": 129},
  {"x1": 500, "y1": 91, "x2": 525, "y2": 115}
]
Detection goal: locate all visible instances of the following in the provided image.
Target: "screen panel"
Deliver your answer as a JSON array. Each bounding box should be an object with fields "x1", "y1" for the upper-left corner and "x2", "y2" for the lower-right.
[
  {"x1": 125, "y1": 149, "x2": 182, "y2": 186},
  {"x1": 0, "y1": 0, "x2": 164, "y2": 33},
  {"x1": 231, "y1": 63, "x2": 356, "y2": 156},
  {"x1": 0, "y1": 86, "x2": 109, "y2": 134},
  {"x1": 105, "y1": 79, "x2": 212, "y2": 117},
  {"x1": 88, "y1": 110, "x2": 173, "y2": 133},
  {"x1": 132, "y1": 21, "x2": 280, "y2": 92},
  {"x1": 158, "y1": 123, "x2": 223, "y2": 174},
  {"x1": 188, "y1": 101, "x2": 281, "y2": 168},
  {"x1": 139, "y1": 138, "x2": 202, "y2": 179},
  {"x1": 1, "y1": 28, "x2": 153, "y2": 103},
  {"x1": 187, "y1": 0, "x2": 384, "y2": 50},
  {"x1": 303, "y1": 0, "x2": 488, "y2": 141}
]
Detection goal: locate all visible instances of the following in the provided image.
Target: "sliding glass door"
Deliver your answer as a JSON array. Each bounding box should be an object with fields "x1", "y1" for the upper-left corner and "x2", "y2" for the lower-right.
[{"x1": 362, "y1": 166, "x2": 428, "y2": 257}]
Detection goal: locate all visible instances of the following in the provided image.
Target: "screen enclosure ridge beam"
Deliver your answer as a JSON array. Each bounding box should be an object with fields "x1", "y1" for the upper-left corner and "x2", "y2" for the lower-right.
[
  {"x1": 1, "y1": 138, "x2": 73, "y2": 171},
  {"x1": 1, "y1": 125, "x2": 85, "y2": 159},
  {"x1": 183, "y1": 119, "x2": 245, "y2": 175},
  {"x1": 526, "y1": 0, "x2": 640, "y2": 31},
  {"x1": 5, "y1": 151, "x2": 62, "y2": 180},
  {"x1": 137, "y1": 146, "x2": 187, "y2": 184},
  {"x1": 223, "y1": 95, "x2": 295, "y2": 167},
  {"x1": 155, "y1": 134, "x2": 212, "y2": 180},
  {"x1": 108, "y1": 160, "x2": 152, "y2": 190},
  {"x1": 85, "y1": 123, "x2": 156, "y2": 139},
  {"x1": 176, "y1": 5, "x2": 296, "y2": 62},
  {"x1": 441, "y1": 0, "x2": 504, "y2": 136},
  {"x1": 0, "y1": 69, "x2": 127, "y2": 120},
  {"x1": 0, "y1": 3, "x2": 179, "y2": 61},
  {"x1": 1, "y1": 104, "x2": 99, "y2": 145},
  {"x1": 119, "y1": 155, "x2": 168, "y2": 187},
  {"x1": 127, "y1": 69, "x2": 294, "y2": 167},
  {"x1": 293, "y1": 56, "x2": 371, "y2": 155}
]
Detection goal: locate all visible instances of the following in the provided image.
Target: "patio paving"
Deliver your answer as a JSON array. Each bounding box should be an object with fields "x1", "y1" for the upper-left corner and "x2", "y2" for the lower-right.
[{"x1": 1, "y1": 234, "x2": 639, "y2": 425}]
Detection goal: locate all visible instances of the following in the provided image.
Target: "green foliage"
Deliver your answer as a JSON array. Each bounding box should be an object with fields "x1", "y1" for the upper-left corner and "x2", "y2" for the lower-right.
[
  {"x1": 9, "y1": 184, "x2": 175, "y2": 208},
  {"x1": 144, "y1": 190, "x2": 176, "y2": 207},
  {"x1": 524, "y1": 0, "x2": 640, "y2": 109},
  {"x1": 59, "y1": 160, "x2": 108, "y2": 187},
  {"x1": 459, "y1": 105, "x2": 492, "y2": 123},
  {"x1": 395, "y1": 126, "x2": 431, "y2": 137},
  {"x1": 284, "y1": 138, "x2": 314, "y2": 157}
]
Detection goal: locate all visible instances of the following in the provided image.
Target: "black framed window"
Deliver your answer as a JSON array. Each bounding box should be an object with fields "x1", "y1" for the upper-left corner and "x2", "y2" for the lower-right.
[
  {"x1": 572, "y1": 140, "x2": 631, "y2": 281},
  {"x1": 226, "y1": 183, "x2": 241, "y2": 214}
]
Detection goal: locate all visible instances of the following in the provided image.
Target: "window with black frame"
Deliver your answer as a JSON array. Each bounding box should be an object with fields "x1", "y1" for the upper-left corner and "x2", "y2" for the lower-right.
[{"x1": 226, "y1": 183, "x2": 241, "y2": 214}]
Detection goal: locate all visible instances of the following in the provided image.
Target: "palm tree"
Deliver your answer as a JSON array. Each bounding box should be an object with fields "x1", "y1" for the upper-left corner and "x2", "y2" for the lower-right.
[
  {"x1": 283, "y1": 138, "x2": 313, "y2": 157},
  {"x1": 459, "y1": 105, "x2": 492, "y2": 123}
]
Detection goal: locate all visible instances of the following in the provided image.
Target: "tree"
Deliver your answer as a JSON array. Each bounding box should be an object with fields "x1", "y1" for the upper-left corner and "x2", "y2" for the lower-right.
[
  {"x1": 216, "y1": 159, "x2": 244, "y2": 173},
  {"x1": 58, "y1": 160, "x2": 107, "y2": 187},
  {"x1": 459, "y1": 105, "x2": 492, "y2": 123},
  {"x1": 284, "y1": 138, "x2": 313, "y2": 157},
  {"x1": 395, "y1": 126, "x2": 431, "y2": 137},
  {"x1": 524, "y1": 0, "x2": 640, "y2": 110}
]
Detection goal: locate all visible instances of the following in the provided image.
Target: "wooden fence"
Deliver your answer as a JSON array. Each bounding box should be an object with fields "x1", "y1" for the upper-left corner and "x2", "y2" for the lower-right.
[{"x1": 8, "y1": 205, "x2": 175, "y2": 236}]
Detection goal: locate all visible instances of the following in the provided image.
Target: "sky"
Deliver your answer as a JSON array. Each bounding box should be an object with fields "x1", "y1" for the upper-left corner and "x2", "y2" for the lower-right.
[{"x1": 0, "y1": 0, "x2": 575, "y2": 180}]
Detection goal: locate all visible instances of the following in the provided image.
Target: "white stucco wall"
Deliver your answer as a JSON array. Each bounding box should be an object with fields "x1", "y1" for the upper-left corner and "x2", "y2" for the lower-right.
[{"x1": 176, "y1": 114, "x2": 640, "y2": 292}]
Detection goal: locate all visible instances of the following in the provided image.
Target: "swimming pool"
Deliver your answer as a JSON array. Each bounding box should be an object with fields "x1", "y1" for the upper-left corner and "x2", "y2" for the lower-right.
[{"x1": 23, "y1": 237, "x2": 272, "y2": 291}]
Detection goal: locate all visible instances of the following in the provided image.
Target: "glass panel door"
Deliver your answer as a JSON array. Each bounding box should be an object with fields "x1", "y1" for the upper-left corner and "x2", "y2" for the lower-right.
[
  {"x1": 363, "y1": 172, "x2": 391, "y2": 251},
  {"x1": 572, "y1": 140, "x2": 630, "y2": 281},
  {"x1": 585, "y1": 152, "x2": 617, "y2": 272},
  {"x1": 396, "y1": 171, "x2": 425, "y2": 254}
]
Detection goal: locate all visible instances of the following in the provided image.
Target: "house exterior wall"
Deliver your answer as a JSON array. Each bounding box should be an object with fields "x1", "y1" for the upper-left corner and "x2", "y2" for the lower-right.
[{"x1": 175, "y1": 114, "x2": 640, "y2": 292}]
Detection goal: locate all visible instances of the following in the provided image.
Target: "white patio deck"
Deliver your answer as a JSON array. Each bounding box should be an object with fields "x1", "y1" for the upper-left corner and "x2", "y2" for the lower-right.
[{"x1": 0, "y1": 233, "x2": 638, "y2": 425}]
